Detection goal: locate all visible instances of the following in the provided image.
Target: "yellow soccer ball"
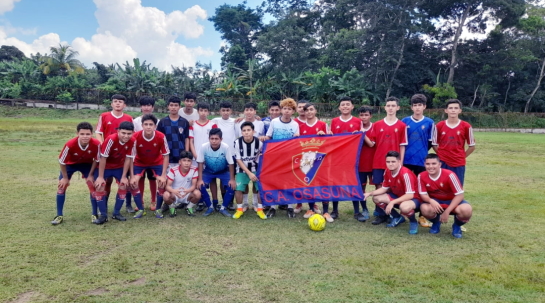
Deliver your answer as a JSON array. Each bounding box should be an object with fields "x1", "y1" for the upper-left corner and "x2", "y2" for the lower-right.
[{"x1": 308, "y1": 214, "x2": 326, "y2": 231}]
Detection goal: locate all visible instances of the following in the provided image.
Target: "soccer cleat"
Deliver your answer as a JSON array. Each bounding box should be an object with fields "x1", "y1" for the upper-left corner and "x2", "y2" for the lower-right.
[
  {"x1": 418, "y1": 216, "x2": 432, "y2": 228},
  {"x1": 112, "y1": 214, "x2": 127, "y2": 221},
  {"x1": 233, "y1": 210, "x2": 244, "y2": 219},
  {"x1": 155, "y1": 209, "x2": 164, "y2": 219},
  {"x1": 242, "y1": 205, "x2": 249, "y2": 212},
  {"x1": 303, "y1": 210, "x2": 315, "y2": 219},
  {"x1": 266, "y1": 208, "x2": 276, "y2": 218},
  {"x1": 409, "y1": 222, "x2": 419, "y2": 234},
  {"x1": 186, "y1": 207, "x2": 196, "y2": 217},
  {"x1": 323, "y1": 213, "x2": 334, "y2": 223},
  {"x1": 169, "y1": 208, "x2": 177, "y2": 218},
  {"x1": 133, "y1": 210, "x2": 144, "y2": 219},
  {"x1": 294, "y1": 204, "x2": 303, "y2": 214},
  {"x1": 386, "y1": 216, "x2": 405, "y2": 227},
  {"x1": 256, "y1": 210, "x2": 267, "y2": 220},
  {"x1": 361, "y1": 209, "x2": 370, "y2": 221},
  {"x1": 355, "y1": 213, "x2": 368, "y2": 222},
  {"x1": 175, "y1": 203, "x2": 186, "y2": 209},
  {"x1": 330, "y1": 211, "x2": 339, "y2": 220},
  {"x1": 287, "y1": 208, "x2": 296, "y2": 218},
  {"x1": 452, "y1": 224, "x2": 463, "y2": 238},
  {"x1": 371, "y1": 216, "x2": 388, "y2": 225},
  {"x1": 93, "y1": 215, "x2": 108, "y2": 225},
  {"x1": 219, "y1": 208, "x2": 231, "y2": 217},
  {"x1": 150, "y1": 201, "x2": 157, "y2": 211},
  {"x1": 51, "y1": 215, "x2": 64, "y2": 225},
  {"x1": 91, "y1": 215, "x2": 98, "y2": 223},
  {"x1": 313, "y1": 204, "x2": 322, "y2": 214},
  {"x1": 203, "y1": 207, "x2": 214, "y2": 217},
  {"x1": 196, "y1": 202, "x2": 206, "y2": 212},
  {"x1": 429, "y1": 221, "x2": 441, "y2": 234},
  {"x1": 461, "y1": 226, "x2": 467, "y2": 232},
  {"x1": 161, "y1": 203, "x2": 169, "y2": 213},
  {"x1": 126, "y1": 205, "x2": 135, "y2": 213}
]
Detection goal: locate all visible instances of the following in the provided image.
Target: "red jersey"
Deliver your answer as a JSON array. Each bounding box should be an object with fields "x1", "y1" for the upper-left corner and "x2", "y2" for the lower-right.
[
  {"x1": 367, "y1": 119, "x2": 408, "y2": 170},
  {"x1": 330, "y1": 116, "x2": 362, "y2": 134},
  {"x1": 418, "y1": 168, "x2": 464, "y2": 201},
  {"x1": 131, "y1": 131, "x2": 170, "y2": 167},
  {"x1": 432, "y1": 120, "x2": 475, "y2": 167},
  {"x1": 96, "y1": 112, "x2": 133, "y2": 138},
  {"x1": 101, "y1": 133, "x2": 135, "y2": 169},
  {"x1": 294, "y1": 117, "x2": 306, "y2": 128},
  {"x1": 59, "y1": 137, "x2": 100, "y2": 165},
  {"x1": 299, "y1": 120, "x2": 328, "y2": 135},
  {"x1": 382, "y1": 166, "x2": 419, "y2": 200},
  {"x1": 359, "y1": 123, "x2": 376, "y2": 172}
]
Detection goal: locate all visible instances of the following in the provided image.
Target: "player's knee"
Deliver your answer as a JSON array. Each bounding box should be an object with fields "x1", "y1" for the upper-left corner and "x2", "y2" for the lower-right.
[
  {"x1": 157, "y1": 188, "x2": 165, "y2": 195},
  {"x1": 193, "y1": 190, "x2": 201, "y2": 200},
  {"x1": 457, "y1": 204, "x2": 472, "y2": 219},
  {"x1": 163, "y1": 191, "x2": 171, "y2": 200},
  {"x1": 117, "y1": 188, "x2": 128, "y2": 199},
  {"x1": 399, "y1": 203, "x2": 414, "y2": 214},
  {"x1": 57, "y1": 187, "x2": 67, "y2": 195}
]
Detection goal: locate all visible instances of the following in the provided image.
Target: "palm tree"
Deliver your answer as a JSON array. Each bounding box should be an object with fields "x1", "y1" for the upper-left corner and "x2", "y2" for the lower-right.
[{"x1": 40, "y1": 44, "x2": 84, "y2": 76}]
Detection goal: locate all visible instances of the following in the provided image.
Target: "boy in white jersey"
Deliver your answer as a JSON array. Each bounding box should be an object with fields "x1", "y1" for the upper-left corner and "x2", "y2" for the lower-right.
[
  {"x1": 178, "y1": 92, "x2": 200, "y2": 124},
  {"x1": 163, "y1": 151, "x2": 201, "y2": 217}
]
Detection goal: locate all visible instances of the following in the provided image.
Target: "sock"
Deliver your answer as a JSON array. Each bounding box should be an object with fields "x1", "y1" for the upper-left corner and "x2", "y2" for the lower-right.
[
  {"x1": 332, "y1": 201, "x2": 339, "y2": 212},
  {"x1": 222, "y1": 188, "x2": 235, "y2": 208},
  {"x1": 200, "y1": 186, "x2": 212, "y2": 207},
  {"x1": 114, "y1": 193, "x2": 125, "y2": 215},
  {"x1": 390, "y1": 209, "x2": 401, "y2": 218},
  {"x1": 243, "y1": 194, "x2": 248, "y2": 206},
  {"x1": 272, "y1": 205, "x2": 278, "y2": 210},
  {"x1": 237, "y1": 204, "x2": 243, "y2": 210},
  {"x1": 56, "y1": 190, "x2": 66, "y2": 216},
  {"x1": 375, "y1": 205, "x2": 386, "y2": 217},
  {"x1": 252, "y1": 194, "x2": 258, "y2": 207},
  {"x1": 408, "y1": 213, "x2": 417, "y2": 223},
  {"x1": 125, "y1": 190, "x2": 132, "y2": 207},
  {"x1": 95, "y1": 191, "x2": 107, "y2": 216},
  {"x1": 454, "y1": 216, "x2": 467, "y2": 226},
  {"x1": 361, "y1": 201, "x2": 368, "y2": 211},
  {"x1": 308, "y1": 202, "x2": 315, "y2": 212},
  {"x1": 322, "y1": 202, "x2": 329, "y2": 214},
  {"x1": 430, "y1": 214, "x2": 440, "y2": 225},
  {"x1": 149, "y1": 180, "x2": 157, "y2": 203},
  {"x1": 257, "y1": 203, "x2": 263, "y2": 211},
  {"x1": 212, "y1": 199, "x2": 219, "y2": 208},
  {"x1": 352, "y1": 201, "x2": 360, "y2": 214},
  {"x1": 131, "y1": 190, "x2": 144, "y2": 210},
  {"x1": 155, "y1": 189, "x2": 164, "y2": 211},
  {"x1": 187, "y1": 202, "x2": 196, "y2": 208},
  {"x1": 90, "y1": 194, "x2": 98, "y2": 216}
]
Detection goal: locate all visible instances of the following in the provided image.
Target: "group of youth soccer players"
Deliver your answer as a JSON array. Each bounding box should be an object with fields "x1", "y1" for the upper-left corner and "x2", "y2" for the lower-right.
[{"x1": 53, "y1": 92, "x2": 475, "y2": 238}]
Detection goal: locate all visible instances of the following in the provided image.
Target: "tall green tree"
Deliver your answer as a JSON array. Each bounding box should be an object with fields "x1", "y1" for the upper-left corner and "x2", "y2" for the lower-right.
[{"x1": 39, "y1": 44, "x2": 84, "y2": 76}]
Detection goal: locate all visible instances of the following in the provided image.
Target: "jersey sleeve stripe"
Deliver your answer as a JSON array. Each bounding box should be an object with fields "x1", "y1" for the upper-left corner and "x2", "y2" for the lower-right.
[
  {"x1": 468, "y1": 126, "x2": 476, "y2": 146},
  {"x1": 448, "y1": 173, "x2": 464, "y2": 195},
  {"x1": 431, "y1": 124, "x2": 438, "y2": 145},
  {"x1": 417, "y1": 175, "x2": 427, "y2": 195},
  {"x1": 403, "y1": 173, "x2": 414, "y2": 193},
  {"x1": 102, "y1": 139, "x2": 114, "y2": 157},
  {"x1": 59, "y1": 146, "x2": 69, "y2": 164},
  {"x1": 162, "y1": 136, "x2": 170, "y2": 154}
]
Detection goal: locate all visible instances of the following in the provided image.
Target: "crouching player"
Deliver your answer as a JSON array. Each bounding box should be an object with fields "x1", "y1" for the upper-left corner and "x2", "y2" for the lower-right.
[
  {"x1": 52, "y1": 122, "x2": 101, "y2": 225},
  {"x1": 232, "y1": 122, "x2": 267, "y2": 220},
  {"x1": 363, "y1": 151, "x2": 421, "y2": 234},
  {"x1": 197, "y1": 128, "x2": 236, "y2": 217},
  {"x1": 418, "y1": 154, "x2": 472, "y2": 238},
  {"x1": 163, "y1": 151, "x2": 201, "y2": 217},
  {"x1": 92, "y1": 121, "x2": 144, "y2": 224}
]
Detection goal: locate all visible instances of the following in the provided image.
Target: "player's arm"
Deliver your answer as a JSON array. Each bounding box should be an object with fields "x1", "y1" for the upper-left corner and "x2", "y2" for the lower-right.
[
  {"x1": 237, "y1": 159, "x2": 258, "y2": 182},
  {"x1": 94, "y1": 157, "x2": 108, "y2": 188},
  {"x1": 58, "y1": 163, "x2": 70, "y2": 190},
  {"x1": 364, "y1": 135, "x2": 375, "y2": 147},
  {"x1": 189, "y1": 138, "x2": 198, "y2": 161},
  {"x1": 197, "y1": 162, "x2": 205, "y2": 189},
  {"x1": 228, "y1": 164, "x2": 236, "y2": 189},
  {"x1": 465, "y1": 126, "x2": 476, "y2": 158},
  {"x1": 187, "y1": 177, "x2": 197, "y2": 193},
  {"x1": 364, "y1": 186, "x2": 388, "y2": 200},
  {"x1": 156, "y1": 155, "x2": 169, "y2": 187},
  {"x1": 95, "y1": 133, "x2": 104, "y2": 143},
  {"x1": 466, "y1": 146, "x2": 476, "y2": 158},
  {"x1": 120, "y1": 156, "x2": 131, "y2": 187},
  {"x1": 440, "y1": 193, "x2": 464, "y2": 223},
  {"x1": 399, "y1": 145, "x2": 406, "y2": 164}
]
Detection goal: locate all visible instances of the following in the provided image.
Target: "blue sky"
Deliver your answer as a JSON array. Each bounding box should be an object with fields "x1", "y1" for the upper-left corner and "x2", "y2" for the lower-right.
[{"x1": 0, "y1": 0, "x2": 265, "y2": 70}]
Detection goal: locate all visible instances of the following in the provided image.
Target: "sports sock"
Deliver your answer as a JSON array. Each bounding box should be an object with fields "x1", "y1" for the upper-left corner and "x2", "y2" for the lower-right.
[
  {"x1": 114, "y1": 193, "x2": 125, "y2": 215},
  {"x1": 149, "y1": 179, "x2": 157, "y2": 203},
  {"x1": 155, "y1": 189, "x2": 164, "y2": 210},
  {"x1": 361, "y1": 200, "x2": 368, "y2": 211},
  {"x1": 95, "y1": 191, "x2": 107, "y2": 216},
  {"x1": 375, "y1": 205, "x2": 386, "y2": 217},
  {"x1": 200, "y1": 186, "x2": 212, "y2": 207},
  {"x1": 56, "y1": 191, "x2": 66, "y2": 216},
  {"x1": 430, "y1": 214, "x2": 440, "y2": 225},
  {"x1": 125, "y1": 191, "x2": 132, "y2": 207},
  {"x1": 187, "y1": 202, "x2": 196, "y2": 208},
  {"x1": 257, "y1": 203, "x2": 263, "y2": 211},
  {"x1": 252, "y1": 194, "x2": 258, "y2": 207},
  {"x1": 243, "y1": 194, "x2": 248, "y2": 206},
  {"x1": 131, "y1": 190, "x2": 144, "y2": 210},
  {"x1": 408, "y1": 213, "x2": 417, "y2": 223},
  {"x1": 390, "y1": 209, "x2": 401, "y2": 218},
  {"x1": 222, "y1": 188, "x2": 235, "y2": 208},
  {"x1": 332, "y1": 201, "x2": 339, "y2": 212},
  {"x1": 212, "y1": 199, "x2": 219, "y2": 208},
  {"x1": 454, "y1": 216, "x2": 467, "y2": 226},
  {"x1": 352, "y1": 201, "x2": 360, "y2": 214},
  {"x1": 322, "y1": 202, "x2": 329, "y2": 214},
  {"x1": 90, "y1": 194, "x2": 98, "y2": 216},
  {"x1": 237, "y1": 204, "x2": 243, "y2": 210},
  {"x1": 308, "y1": 202, "x2": 316, "y2": 211}
]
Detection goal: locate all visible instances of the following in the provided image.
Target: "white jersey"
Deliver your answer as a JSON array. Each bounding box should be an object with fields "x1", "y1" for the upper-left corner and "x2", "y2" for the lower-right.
[
  {"x1": 189, "y1": 120, "x2": 217, "y2": 161},
  {"x1": 167, "y1": 166, "x2": 199, "y2": 190},
  {"x1": 133, "y1": 116, "x2": 143, "y2": 132},
  {"x1": 266, "y1": 117, "x2": 299, "y2": 140},
  {"x1": 234, "y1": 119, "x2": 265, "y2": 139},
  {"x1": 178, "y1": 108, "x2": 200, "y2": 122},
  {"x1": 234, "y1": 137, "x2": 262, "y2": 174},
  {"x1": 212, "y1": 117, "x2": 236, "y2": 154}
]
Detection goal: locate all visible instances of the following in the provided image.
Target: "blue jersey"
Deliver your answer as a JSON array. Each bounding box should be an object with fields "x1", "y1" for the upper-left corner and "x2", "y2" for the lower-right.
[
  {"x1": 262, "y1": 116, "x2": 272, "y2": 135},
  {"x1": 197, "y1": 142, "x2": 234, "y2": 175},
  {"x1": 266, "y1": 117, "x2": 299, "y2": 140},
  {"x1": 401, "y1": 116, "x2": 434, "y2": 167},
  {"x1": 157, "y1": 116, "x2": 190, "y2": 164}
]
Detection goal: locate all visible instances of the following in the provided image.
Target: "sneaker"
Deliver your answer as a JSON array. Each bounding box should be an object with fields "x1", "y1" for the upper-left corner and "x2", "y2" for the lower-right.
[
  {"x1": 313, "y1": 204, "x2": 322, "y2": 214},
  {"x1": 169, "y1": 208, "x2": 177, "y2": 218},
  {"x1": 161, "y1": 203, "x2": 169, "y2": 213},
  {"x1": 93, "y1": 215, "x2": 108, "y2": 225},
  {"x1": 91, "y1": 215, "x2": 98, "y2": 223},
  {"x1": 126, "y1": 205, "x2": 135, "y2": 213},
  {"x1": 303, "y1": 210, "x2": 315, "y2": 219},
  {"x1": 150, "y1": 201, "x2": 157, "y2": 211},
  {"x1": 203, "y1": 207, "x2": 214, "y2": 217},
  {"x1": 294, "y1": 204, "x2": 303, "y2": 214},
  {"x1": 418, "y1": 216, "x2": 432, "y2": 228},
  {"x1": 323, "y1": 213, "x2": 334, "y2": 223},
  {"x1": 242, "y1": 205, "x2": 249, "y2": 212},
  {"x1": 51, "y1": 215, "x2": 63, "y2": 225},
  {"x1": 219, "y1": 208, "x2": 231, "y2": 217},
  {"x1": 233, "y1": 210, "x2": 244, "y2": 219},
  {"x1": 133, "y1": 210, "x2": 144, "y2": 219},
  {"x1": 112, "y1": 214, "x2": 127, "y2": 221},
  {"x1": 361, "y1": 209, "x2": 370, "y2": 221},
  {"x1": 155, "y1": 209, "x2": 164, "y2": 219},
  {"x1": 186, "y1": 207, "x2": 196, "y2": 217},
  {"x1": 330, "y1": 211, "x2": 339, "y2": 220},
  {"x1": 287, "y1": 208, "x2": 296, "y2": 218},
  {"x1": 429, "y1": 221, "x2": 441, "y2": 234},
  {"x1": 256, "y1": 210, "x2": 267, "y2": 220},
  {"x1": 355, "y1": 213, "x2": 368, "y2": 222},
  {"x1": 452, "y1": 224, "x2": 463, "y2": 238},
  {"x1": 196, "y1": 202, "x2": 206, "y2": 212},
  {"x1": 371, "y1": 216, "x2": 388, "y2": 225},
  {"x1": 175, "y1": 203, "x2": 186, "y2": 209},
  {"x1": 263, "y1": 206, "x2": 271, "y2": 212},
  {"x1": 409, "y1": 222, "x2": 419, "y2": 234},
  {"x1": 461, "y1": 226, "x2": 467, "y2": 232},
  {"x1": 266, "y1": 208, "x2": 276, "y2": 218},
  {"x1": 386, "y1": 216, "x2": 405, "y2": 227}
]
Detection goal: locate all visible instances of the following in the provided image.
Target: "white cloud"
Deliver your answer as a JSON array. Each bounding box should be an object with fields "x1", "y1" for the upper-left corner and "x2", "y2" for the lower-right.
[
  {"x1": 72, "y1": 31, "x2": 137, "y2": 67},
  {"x1": 0, "y1": 0, "x2": 21, "y2": 15},
  {"x1": 0, "y1": 27, "x2": 62, "y2": 55}
]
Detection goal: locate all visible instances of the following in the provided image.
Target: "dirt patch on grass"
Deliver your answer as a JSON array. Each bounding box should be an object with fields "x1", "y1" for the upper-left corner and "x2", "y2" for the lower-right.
[
  {"x1": 9, "y1": 291, "x2": 38, "y2": 303},
  {"x1": 85, "y1": 287, "x2": 108, "y2": 295},
  {"x1": 127, "y1": 277, "x2": 146, "y2": 286}
]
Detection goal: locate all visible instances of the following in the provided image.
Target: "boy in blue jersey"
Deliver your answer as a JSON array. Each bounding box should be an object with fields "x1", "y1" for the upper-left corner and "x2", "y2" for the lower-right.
[
  {"x1": 157, "y1": 96, "x2": 191, "y2": 169},
  {"x1": 261, "y1": 100, "x2": 281, "y2": 135},
  {"x1": 401, "y1": 94, "x2": 434, "y2": 175},
  {"x1": 196, "y1": 128, "x2": 236, "y2": 217}
]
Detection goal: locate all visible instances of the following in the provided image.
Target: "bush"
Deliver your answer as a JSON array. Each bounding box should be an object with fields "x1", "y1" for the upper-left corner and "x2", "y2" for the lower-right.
[{"x1": 56, "y1": 91, "x2": 74, "y2": 103}]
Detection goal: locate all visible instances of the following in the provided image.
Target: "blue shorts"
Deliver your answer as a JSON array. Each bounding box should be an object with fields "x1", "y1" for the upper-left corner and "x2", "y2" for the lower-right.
[
  {"x1": 441, "y1": 163, "x2": 465, "y2": 186},
  {"x1": 435, "y1": 199, "x2": 469, "y2": 209},
  {"x1": 358, "y1": 172, "x2": 374, "y2": 186},
  {"x1": 387, "y1": 192, "x2": 421, "y2": 209},
  {"x1": 134, "y1": 165, "x2": 162, "y2": 177},
  {"x1": 202, "y1": 172, "x2": 231, "y2": 189},
  {"x1": 372, "y1": 169, "x2": 385, "y2": 185},
  {"x1": 93, "y1": 167, "x2": 124, "y2": 183},
  {"x1": 59, "y1": 163, "x2": 92, "y2": 179}
]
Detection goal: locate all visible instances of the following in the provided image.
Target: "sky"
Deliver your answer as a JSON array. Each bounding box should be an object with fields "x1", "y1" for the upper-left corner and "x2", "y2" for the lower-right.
[{"x1": 0, "y1": 0, "x2": 264, "y2": 71}]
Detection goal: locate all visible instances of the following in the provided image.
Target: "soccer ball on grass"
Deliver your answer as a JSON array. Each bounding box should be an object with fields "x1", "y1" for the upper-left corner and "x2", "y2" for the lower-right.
[{"x1": 308, "y1": 214, "x2": 326, "y2": 231}]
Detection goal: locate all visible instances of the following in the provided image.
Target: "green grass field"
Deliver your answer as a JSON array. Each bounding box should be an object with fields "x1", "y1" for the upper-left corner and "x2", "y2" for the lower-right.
[{"x1": 1, "y1": 110, "x2": 544, "y2": 303}]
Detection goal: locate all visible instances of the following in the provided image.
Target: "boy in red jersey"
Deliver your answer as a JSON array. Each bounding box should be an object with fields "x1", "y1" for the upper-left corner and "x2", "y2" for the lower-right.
[
  {"x1": 130, "y1": 114, "x2": 170, "y2": 219},
  {"x1": 354, "y1": 106, "x2": 375, "y2": 222},
  {"x1": 326, "y1": 96, "x2": 363, "y2": 222},
  {"x1": 52, "y1": 122, "x2": 101, "y2": 225},
  {"x1": 364, "y1": 151, "x2": 421, "y2": 234},
  {"x1": 431, "y1": 99, "x2": 475, "y2": 185},
  {"x1": 91, "y1": 121, "x2": 144, "y2": 224},
  {"x1": 418, "y1": 153, "x2": 472, "y2": 238},
  {"x1": 295, "y1": 99, "x2": 308, "y2": 127}
]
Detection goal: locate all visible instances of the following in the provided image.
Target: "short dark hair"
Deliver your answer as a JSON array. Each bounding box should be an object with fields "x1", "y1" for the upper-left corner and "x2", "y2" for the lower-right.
[
  {"x1": 141, "y1": 114, "x2": 158, "y2": 125},
  {"x1": 425, "y1": 153, "x2": 440, "y2": 161},
  {"x1": 179, "y1": 150, "x2": 194, "y2": 160},
  {"x1": 209, "y1": 128, "x2": 222, "y2": 138},
  {"x1": 118, "y1": 121, "x2": 134, "y2": 131},
  {"x1": 219, "y1": 101, "x2": 232, "y2": 109},
  {"x1": 269, "y1": 101, "x2": 280, "y2": 108},
  {"x1": 197, "y1": 103, "x2": 210, "y2": 111},
  {"x1": 240, "y1": 121, "x2": 255, "y2": 130},
  {"x1": 358, "y1": 106, "x2": 373, "y2": 114},
  {"x1": 168, "y1": 96, "x2": 181, "y2": 105},
  {"x1": 303, "y1": 103, "x2": 316, "y2": 111},
  {"x1": 385, "y1": 96, "x2": 400, "y2": 106},
  {"x1": 111, "y1": 94, "x2": 126, "y2": 102},
  {"x1": 410, "y1": 94, "x2": 427, "y2": 105},
  {"x1": 445, "y1": 99, "x2": 463, "y2": 108},
  {"x1": 138, "y1": 96, "x2": 155, "y2": 106},
  {"x1": 339, "y1": 96, "x2": 353, "y2": 104},
  {"x1": 297, "y1": 99, "x2": 309, "y2": 105},
  {"x1": 385, "y1": 150, "x2": 401, "y2": 160},
  {"x1": 184, "y1": 92, "x2": 197, "y2": 100},
  {"x1": 244, "y1": 102, "x2": 257, "y2": 110},
  {"x1": 77, "y1": 122, "x2": 93, "y2": 132}
]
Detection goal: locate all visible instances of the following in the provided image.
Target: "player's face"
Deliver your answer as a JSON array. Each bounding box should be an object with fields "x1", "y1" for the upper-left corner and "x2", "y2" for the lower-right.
[
  {"x1": 141, "y1": 104, "x2": 153, "y2": 115},
  {"x1": 445, "y1": 104, "x2": 461, "y2": 118},
  {"x1": 198, "y1": 108, "x2": 209, "y2": 120},
  {"x1": 281, "y1": 106, "x2": 294, "y2": 118},
  {"x1": 220, "y1": 108, "x2": 232, "y2": 119},
  {"x1": 384, "y1": 101, "x2": 399, "y2": 115},
  {"x1": 269, "y1": 106, "x2": 280, "y2": 118},
  {"x1": 77, "y1": 129, "x2": 93, "y2": 145},
  {"x1": 168, "y1": 102, "x2": 180, "y2": 114},
  {"x1": 209, "y1": 135, "x2": 222, "y2": 149},
  {"x1": 142, "y1": 120, "x2": 156, "y2": 135},
  {"x1": 179, "y1": 158, "x2": 192, "y2": 171},
  {"x1": 111, "y1": 99, "x2": 126, "y2": 111},
  {"x1": 359, "y1": 112, "x2": 371, "y2": 124},
  {"x1": 339, "y1": 101, "x2": 354, "y2": 115},
  {"x1": 241, "y1": 126, "x2": 254, "y2": 139},
  {"x1": 244, "y1": 107, "x2": 256, "y2": 120},
  {"x1": 118, "y1": 129, "x2": 133, "y2": 143},
  {"x1": 411, "y1": 103, "x2": 426, "y2": 115},
  {"x1": 184, "y1": 99, "x2": 196, "y2": 109},
  {"x1": 385, "y1": 156, "x2": 401, "y2": 172},
  {"x1": 297, "y1": 103, "x2": 306, "y2": 116},
  {"x1": 304, "y1": 106, "x2": 317, "y2": 119},
  {"x1": 425, "y1": 158, "x2": 441, "y2": 176}
]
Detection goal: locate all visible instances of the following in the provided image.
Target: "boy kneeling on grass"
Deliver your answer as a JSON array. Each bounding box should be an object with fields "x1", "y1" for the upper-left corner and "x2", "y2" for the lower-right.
[{"x1": 163, "y1": 151, "x2": 201, "y2": 217}]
